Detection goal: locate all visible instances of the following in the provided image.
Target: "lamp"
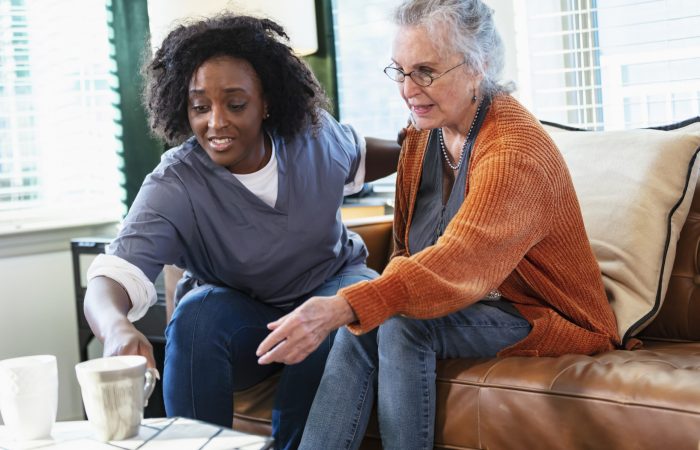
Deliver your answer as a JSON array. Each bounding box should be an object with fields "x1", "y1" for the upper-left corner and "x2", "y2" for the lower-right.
[{"x1": 147, "y1": 0, "x2": 318, "y2": 56}]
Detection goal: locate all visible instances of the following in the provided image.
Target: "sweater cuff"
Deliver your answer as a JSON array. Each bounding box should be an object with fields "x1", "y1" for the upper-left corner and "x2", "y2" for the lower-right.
[{"x1": 339, "y1": 273, "x2": 409, "y2": 334}]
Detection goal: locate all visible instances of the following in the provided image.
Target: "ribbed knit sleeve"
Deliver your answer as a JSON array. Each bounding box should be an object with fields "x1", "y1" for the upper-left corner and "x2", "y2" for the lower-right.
[{"x1": 342, "y1": 143, "x2": 555, "y2": 333}]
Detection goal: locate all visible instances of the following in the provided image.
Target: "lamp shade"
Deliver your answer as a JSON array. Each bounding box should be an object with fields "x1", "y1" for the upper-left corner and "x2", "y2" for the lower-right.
[{"x1": 147, "y1": 0, "x2": 318, "y2": 56}]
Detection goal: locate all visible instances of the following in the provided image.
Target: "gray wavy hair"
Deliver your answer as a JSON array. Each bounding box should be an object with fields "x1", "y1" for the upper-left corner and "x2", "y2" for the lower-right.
[{"x1": 394, "y1": 0, "x2": 515, "y2": 98}]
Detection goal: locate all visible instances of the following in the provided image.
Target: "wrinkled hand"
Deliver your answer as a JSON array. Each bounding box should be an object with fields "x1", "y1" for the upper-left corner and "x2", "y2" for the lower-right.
[
  {"x1": 103, "y1": 320, "x2": 159, "y2": 376},
  {"x1": 256, "y1": 295, "x2": 356, "y2": 365}
]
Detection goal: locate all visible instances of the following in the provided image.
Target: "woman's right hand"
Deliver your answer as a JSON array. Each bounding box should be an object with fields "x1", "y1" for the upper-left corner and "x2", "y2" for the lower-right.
[
  {"x1": 83, "y1": 276, "x2": 158, "y2": 374},
  {"x1": 256, "y1": 294, "x2": 356, "y2": 365},
  {"x1": 102, "y1": 320, "x2": 158, "y2": 371}
]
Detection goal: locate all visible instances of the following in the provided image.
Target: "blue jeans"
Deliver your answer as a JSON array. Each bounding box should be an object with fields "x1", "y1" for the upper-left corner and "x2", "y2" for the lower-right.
[
  {"x1": 299, "y1": 300, "x2": 531, "y2": 450},
  {"x1": 163, "y1": 269, "x2": 377, "y2": 450}
]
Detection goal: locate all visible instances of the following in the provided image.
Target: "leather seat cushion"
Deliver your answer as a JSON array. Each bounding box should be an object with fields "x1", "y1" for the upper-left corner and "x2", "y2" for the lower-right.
[
  {"x1": 232, "y1": 341, "x2": 700, "y2": 449},
  {"x1": 434, "y1": 340, "x2": 700, "y2": 449}
]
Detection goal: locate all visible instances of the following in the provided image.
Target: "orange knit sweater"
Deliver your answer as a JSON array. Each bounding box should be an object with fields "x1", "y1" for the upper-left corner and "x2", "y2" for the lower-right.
[{"x1": 340, "y1": 95, "x2": 620, "y2": 357}]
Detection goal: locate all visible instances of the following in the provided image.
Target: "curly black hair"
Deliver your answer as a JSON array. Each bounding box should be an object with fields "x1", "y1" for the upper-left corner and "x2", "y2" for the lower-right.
[{"x1": 143, "y1": 13, "x2": 329, "y2": 145}]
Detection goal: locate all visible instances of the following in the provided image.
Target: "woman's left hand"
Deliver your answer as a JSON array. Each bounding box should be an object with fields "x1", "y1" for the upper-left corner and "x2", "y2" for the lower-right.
[{"x1": 256, "y1": 294, "x2": 356, "y2": 365}]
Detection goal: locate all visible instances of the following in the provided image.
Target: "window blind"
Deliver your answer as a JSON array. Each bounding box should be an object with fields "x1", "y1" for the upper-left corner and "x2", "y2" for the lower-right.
[
  {"x1": 514, "y1": 0, "x2": 700, "y2": 130},
  {"x1": 0, "y1": 0, "x2": 124, "y2": 233}
]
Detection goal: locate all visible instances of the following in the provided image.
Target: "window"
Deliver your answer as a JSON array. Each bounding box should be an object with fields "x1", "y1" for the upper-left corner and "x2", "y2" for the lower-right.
[
  {"x1": 515, "y1": 0, "x2": 700, "y2": 130},
  {"x1": 331, "y1": 0, "x2": 700, "y2": 142},
  {"x1": 331, "y1": 0, "x2": 404, "y2": 194},
  {"x1": 0, "y1": 0, "x2": 124, "y2": 234},
  {"x1": 331, "y1": 0, "x2": 406, "y2": 139}
]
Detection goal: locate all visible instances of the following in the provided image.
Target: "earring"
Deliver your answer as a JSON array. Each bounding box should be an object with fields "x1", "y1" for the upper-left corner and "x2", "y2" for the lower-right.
[
  {"x1": 264, "y1": 112, "x2": 270, "y2": 119},
  {"x1": 471, "y1": 94, "x2": 477, "y2": 104}
]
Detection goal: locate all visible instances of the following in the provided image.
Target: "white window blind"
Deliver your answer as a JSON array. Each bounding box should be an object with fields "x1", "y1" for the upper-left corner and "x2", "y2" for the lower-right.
[
  {"x1": 515, "y1": 0, "x2": 700, "y2": 130},
  {"x1": 0, "y1": 0, "x2": 124, "y2": 234}
]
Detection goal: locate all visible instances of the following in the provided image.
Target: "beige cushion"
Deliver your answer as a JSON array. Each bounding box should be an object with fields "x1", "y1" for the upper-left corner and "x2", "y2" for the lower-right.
[{"x1": 542, "y1": 121, "x2": 700, "y2": 341}]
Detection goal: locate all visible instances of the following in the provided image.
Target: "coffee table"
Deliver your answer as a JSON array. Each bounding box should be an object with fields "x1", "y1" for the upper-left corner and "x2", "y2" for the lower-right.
[{"x1": 0, "y1": 417, "x2": 273, "y2": 449}]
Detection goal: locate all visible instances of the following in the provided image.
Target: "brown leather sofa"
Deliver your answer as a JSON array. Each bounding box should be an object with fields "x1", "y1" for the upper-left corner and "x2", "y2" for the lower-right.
[{"x1": 165, "y1": 181, "x2": 700, "y2": 449}]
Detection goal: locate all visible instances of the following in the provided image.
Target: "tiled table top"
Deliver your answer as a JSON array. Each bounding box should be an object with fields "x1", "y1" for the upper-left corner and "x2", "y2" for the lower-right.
[{"x1": 0, "y1": 417, "x2": 273, "y2": 450}]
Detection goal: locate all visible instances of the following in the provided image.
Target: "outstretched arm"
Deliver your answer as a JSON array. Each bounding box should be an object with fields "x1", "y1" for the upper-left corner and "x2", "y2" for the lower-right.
[
  {"x1": 364, "y1": 137, "x2": 401, "y2": 182},
  {"x1": 84, "y1": 276, "x2": 157, "y2": 369}
]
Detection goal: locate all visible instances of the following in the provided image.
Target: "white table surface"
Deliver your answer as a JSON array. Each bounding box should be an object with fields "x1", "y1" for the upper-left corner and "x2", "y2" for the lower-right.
[{"x1": 0, "y1": 417, "x2": 273, "y2": 450}]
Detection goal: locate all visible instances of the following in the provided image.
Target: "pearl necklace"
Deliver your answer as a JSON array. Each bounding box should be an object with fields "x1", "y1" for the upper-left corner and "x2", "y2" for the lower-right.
[{"x1": 438, "y1": 100, "x2": 482, "y2": 171}]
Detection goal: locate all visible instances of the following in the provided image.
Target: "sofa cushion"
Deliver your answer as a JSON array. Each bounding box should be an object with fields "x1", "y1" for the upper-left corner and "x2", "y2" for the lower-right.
[
  {"x1": 542, "y1": 119, "x2": 700, "y2": 343},
  {"x1": 431, "y1": 341, "x2": 700, "y2": 450},
  {"x1": 642, "y1": 166, "x2": 700, "y2": 341}
]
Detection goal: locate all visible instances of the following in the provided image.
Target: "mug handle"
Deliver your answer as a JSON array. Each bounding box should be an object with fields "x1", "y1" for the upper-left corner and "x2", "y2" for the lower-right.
[{"x1": 143, "y1": 368, "x2": 158, "y2": 407}]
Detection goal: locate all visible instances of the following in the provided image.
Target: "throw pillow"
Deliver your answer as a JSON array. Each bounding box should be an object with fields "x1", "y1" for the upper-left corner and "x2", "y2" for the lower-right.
[{"x1": 541, "y1": 119, "x2": 700, "y2": 343}]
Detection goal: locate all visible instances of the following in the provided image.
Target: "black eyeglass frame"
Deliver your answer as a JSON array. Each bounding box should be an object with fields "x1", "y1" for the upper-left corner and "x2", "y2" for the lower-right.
[{"x1": 383, "y1": 61, "x2": 467, "y2": 87}]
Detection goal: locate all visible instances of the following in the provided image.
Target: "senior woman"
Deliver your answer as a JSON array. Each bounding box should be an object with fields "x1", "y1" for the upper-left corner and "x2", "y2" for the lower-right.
[
  {"x1": 257, "y1": 0, "x2": 620, "y2": 448},
  {"x1": 83, "y1": 13, "x2": 399, "y2": 450}
]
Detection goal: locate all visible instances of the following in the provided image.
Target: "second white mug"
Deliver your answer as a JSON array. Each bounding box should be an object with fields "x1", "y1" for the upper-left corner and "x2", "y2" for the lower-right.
[
  {"x1": 75, "y1": 355, "x2": 157, "y2": 441},
  {"x1": 0, "y1": 354, "x2": 58, "y2": 441}
]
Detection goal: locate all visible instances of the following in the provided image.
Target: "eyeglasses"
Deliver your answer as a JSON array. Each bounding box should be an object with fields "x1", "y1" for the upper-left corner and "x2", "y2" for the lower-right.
[{"x1": 383, "y1": 61, "x2": 467, "y2": 87}]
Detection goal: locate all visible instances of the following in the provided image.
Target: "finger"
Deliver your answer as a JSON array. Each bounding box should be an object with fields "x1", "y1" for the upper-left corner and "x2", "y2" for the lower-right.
[
  {"x1": 257, "y1": 339, "x2": 289, "y2": 365},
  {"x1": 275, "y1": 345, "x2": 310, "y2": 366},
  {"x1": 141, "y1": 344, "x2": 158, "y2": 371},
  {"x1": 106, "y1": 342, "x2": 137, "y2": 357},
  {"x1": 260, "y1": 329, "x2": 323, "y2": 365},
  {"x1": 266, "y1": 312, "x2": 290, "y2": 330},
  {"x1": 256, "y1": 324, "x2": 290, "y2": 357},
  {"x1": 103, "y1": 347, "x2": 119, "y2": 357},
  {"x1": 258, "y1": 340, "x2": 305, "y2": 365}
]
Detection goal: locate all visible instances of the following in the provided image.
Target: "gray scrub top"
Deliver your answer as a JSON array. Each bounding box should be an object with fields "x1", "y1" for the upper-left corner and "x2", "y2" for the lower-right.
[{"x1": 107, "y1": 109, "x2": 371, "y2": 307}]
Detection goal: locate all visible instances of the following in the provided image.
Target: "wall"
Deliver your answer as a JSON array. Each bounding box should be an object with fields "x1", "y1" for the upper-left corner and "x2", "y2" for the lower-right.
[
  {"x1": 147, "y1": 0, "x2": 318, "y2": 54},
  {"x1": 485, "y1": 0, "x2": 518, "y2": 89},
  {"x1": 0, "y1": 222, "x2": 116, "y2": 423},
  {"x1": 0, "y1": 250, "x2": 83, "y2": 422}
]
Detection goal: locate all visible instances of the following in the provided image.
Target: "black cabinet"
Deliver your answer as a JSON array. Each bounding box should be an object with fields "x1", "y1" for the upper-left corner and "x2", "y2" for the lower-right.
[{"x1": 70, "y1": 238, "x2": 167, "y2": 417}]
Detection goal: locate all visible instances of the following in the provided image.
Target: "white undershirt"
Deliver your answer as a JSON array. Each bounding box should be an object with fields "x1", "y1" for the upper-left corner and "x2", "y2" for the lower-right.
[
  {"x1": 232, "y1": 135, "x2": 279, "y2": 207},
  {"x1": 233, "y1": 133, "x2": 367, "y2": 207},
  {"x1": 343, "y1": 137, "x2": 367, "y2": 196}
]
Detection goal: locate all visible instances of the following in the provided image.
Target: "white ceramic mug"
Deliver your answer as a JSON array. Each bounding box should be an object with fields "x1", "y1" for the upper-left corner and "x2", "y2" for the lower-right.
[
  {"x1": 0, "y1": 354, "x2": 58, "y2": 440},
  {"x1": 75, "y1": 355, "x2": 157, "y2": 441}
]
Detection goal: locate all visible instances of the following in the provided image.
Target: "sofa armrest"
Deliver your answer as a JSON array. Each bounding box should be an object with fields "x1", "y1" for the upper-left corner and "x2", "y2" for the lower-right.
[
  {"x1": 163, "y1": 264, "x2": 184, "y2": 323},
  {"x1": 345, "y1": 214, "x2": 393, "y2": 274}
]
